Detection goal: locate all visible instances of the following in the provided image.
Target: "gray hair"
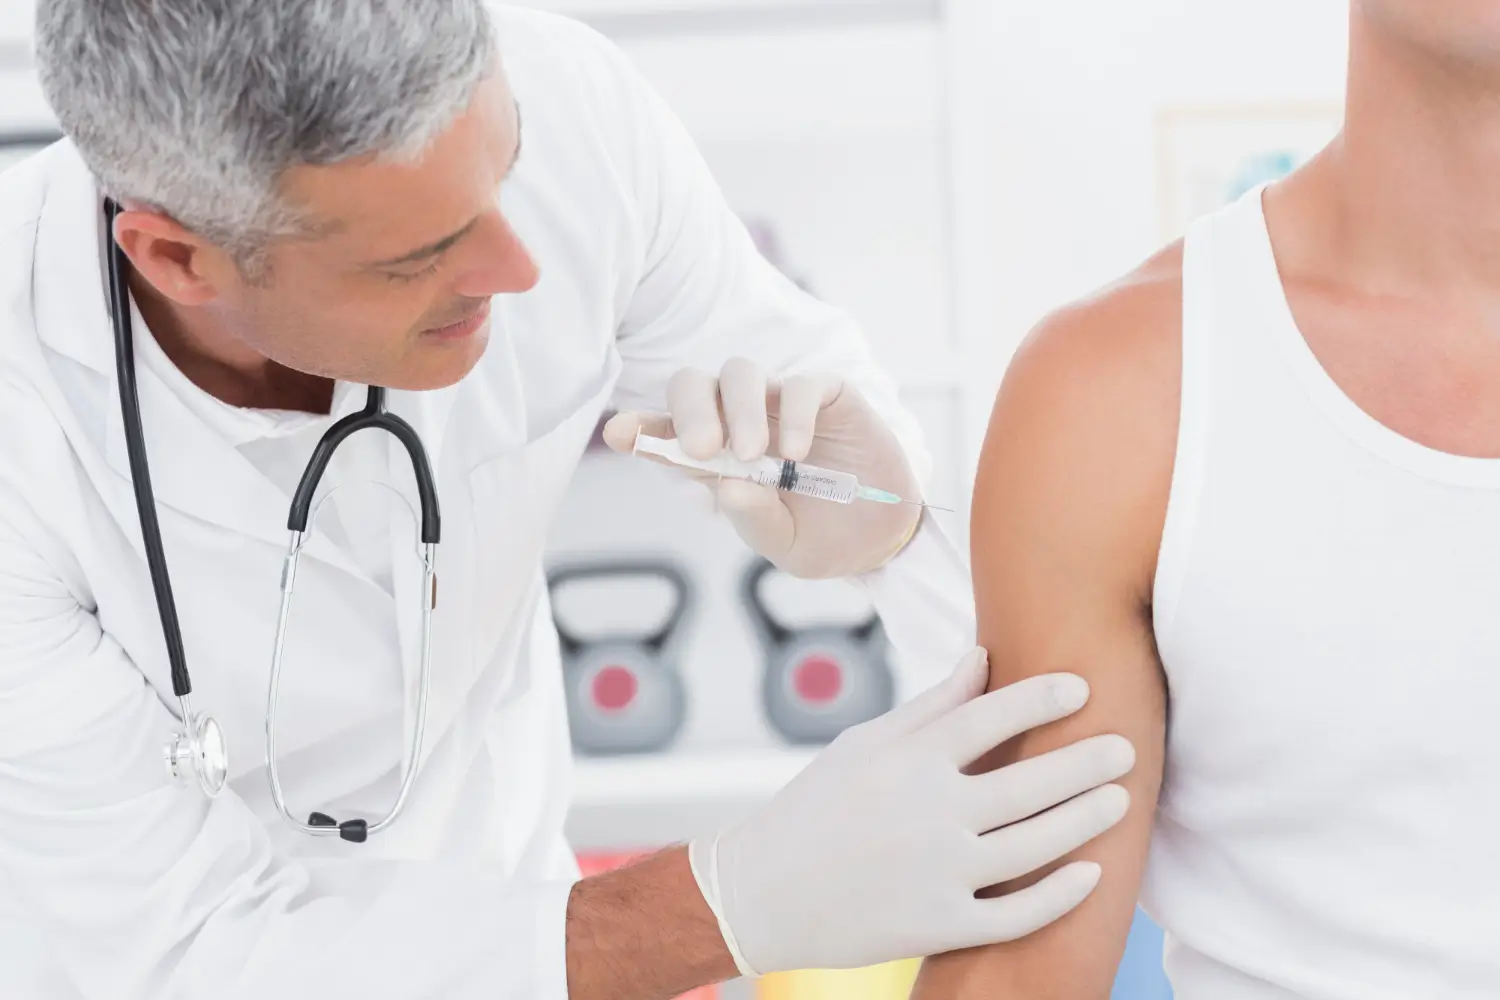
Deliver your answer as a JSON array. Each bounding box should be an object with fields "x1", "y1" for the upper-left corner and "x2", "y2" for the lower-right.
[{"x1": 34, "y1": 0, "x2": 497, "y2": 275}]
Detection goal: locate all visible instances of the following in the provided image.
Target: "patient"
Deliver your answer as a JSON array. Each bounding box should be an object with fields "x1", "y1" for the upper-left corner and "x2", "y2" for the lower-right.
[{"x1": 912, "y1": 4, "x2": 1500, "y2": 998}]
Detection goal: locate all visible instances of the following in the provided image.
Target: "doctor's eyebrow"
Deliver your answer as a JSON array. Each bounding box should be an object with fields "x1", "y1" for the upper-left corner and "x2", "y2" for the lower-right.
[{"x1": 364, "y1": 100, "x2": 524, "y2": 269}]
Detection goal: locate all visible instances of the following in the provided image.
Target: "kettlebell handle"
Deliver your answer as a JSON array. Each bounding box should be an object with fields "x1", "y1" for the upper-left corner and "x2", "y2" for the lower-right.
[
  {"x1": 545, "y1": 559, "x2": 694, "y2": 656},
  {"x1": 740, "y1": 558, "x2": 881, "y2": 647}
]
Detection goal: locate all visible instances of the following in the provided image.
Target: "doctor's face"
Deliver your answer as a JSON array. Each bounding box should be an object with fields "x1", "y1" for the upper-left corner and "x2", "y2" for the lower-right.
[{"x1": 211, "y1": 71, "x2": 536, "y2": 392}]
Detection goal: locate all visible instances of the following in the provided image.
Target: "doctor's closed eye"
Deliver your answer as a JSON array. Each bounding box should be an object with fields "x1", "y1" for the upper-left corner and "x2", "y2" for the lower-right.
[
  {"x1": 383, "y1": 257, "x2": 446, "y2": 284},
  {"x1": 369, "y1": 220, "x2": 476, "y2": 283}
]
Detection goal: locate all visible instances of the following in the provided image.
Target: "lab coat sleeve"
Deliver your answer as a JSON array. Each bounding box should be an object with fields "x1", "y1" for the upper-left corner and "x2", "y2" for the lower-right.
[
  {"x1": 0, "y1": 513, "x2": 574, "y2": 998},
  {"x1": 591, "y1": 28, "x2": 975, "y2": 683},
  {"x1": 597, "y1": 28, "x2": 932, "y2": 489},
  {"x1": 858, "y1": 514, "x2": 979, "y2": 700}
]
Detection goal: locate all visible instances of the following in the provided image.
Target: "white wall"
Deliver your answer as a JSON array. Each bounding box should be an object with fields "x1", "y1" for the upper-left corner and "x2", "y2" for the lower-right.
[
  {"x1": 618, "y1": 24, "x2": 954, "y2": 378},
  {"x1": 974, "y1": 0, "x2": 1349, "y2": 389},
  {"x1": 0, "y1": 0, "x2": 33, "y2": 44},
  {"x1": 0, "y1": 0, "x2": 50, "y2": 131}
]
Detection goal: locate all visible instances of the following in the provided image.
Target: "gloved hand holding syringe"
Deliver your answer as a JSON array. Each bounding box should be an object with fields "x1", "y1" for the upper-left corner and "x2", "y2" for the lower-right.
[
  {"x1": 632, "y1": 432, "x2": 954, "y2": 512},
  {"x1": 604, "y1": 364, "x2": 949, "y2": 578}
]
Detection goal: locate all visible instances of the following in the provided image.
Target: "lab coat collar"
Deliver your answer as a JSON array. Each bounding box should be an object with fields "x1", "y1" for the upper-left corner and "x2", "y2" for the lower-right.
[
  {"x1": 32, "y1": 142, "x2": 115, "y2": 381},
  {"x1": 31, "y1": 145, "x2": 462, "y2": 585},
  {"x1": 31, "y1": 148, "x2": 355, "y2": 577}
]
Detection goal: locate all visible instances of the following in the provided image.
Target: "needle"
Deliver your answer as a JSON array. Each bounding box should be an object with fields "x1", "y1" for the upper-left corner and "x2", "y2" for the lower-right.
[{"x1": 901, "y1": 499, "x2": 956, "y2": 513}]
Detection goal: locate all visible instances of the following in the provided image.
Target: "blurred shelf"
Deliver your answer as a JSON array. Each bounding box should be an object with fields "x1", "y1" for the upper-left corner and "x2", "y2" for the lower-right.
[
  {"x1": 0, "y1": 128, "x2": 61, "y2": 147},
  {"x1": 521, "y1": 0, "x2": 940, "y2": 37},
  {"x1": 572, "y1": 746, "x2": 817, "y2": 809}
]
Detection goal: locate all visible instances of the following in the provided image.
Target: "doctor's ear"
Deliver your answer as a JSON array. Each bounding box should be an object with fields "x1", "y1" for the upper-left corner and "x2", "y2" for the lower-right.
[{"x1": 111, "y1": 208, "x2": 236, "y2": 307}]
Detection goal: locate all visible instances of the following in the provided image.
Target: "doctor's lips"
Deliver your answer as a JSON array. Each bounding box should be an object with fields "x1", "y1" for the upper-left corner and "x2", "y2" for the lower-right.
[{"x1": 422, "y1": 301, "x2": 491, "y2": 341}]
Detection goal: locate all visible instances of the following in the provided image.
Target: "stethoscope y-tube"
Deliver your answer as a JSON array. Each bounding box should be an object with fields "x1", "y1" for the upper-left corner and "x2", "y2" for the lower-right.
[
  {"x1": 268, "y1": 389, "x2": 441, "y2": 843},
  {"x1": 287, "y1": 389, "x2": 441, "y2": 543}
]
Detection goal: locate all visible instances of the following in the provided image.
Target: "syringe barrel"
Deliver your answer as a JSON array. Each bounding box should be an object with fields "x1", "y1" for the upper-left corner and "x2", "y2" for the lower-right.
[
  {"x1": 633, "y1": 433, "x2": 859, "y2": 503},
  {"x1": 778, "y1": 460, "x2": 859, "y2": 504}
]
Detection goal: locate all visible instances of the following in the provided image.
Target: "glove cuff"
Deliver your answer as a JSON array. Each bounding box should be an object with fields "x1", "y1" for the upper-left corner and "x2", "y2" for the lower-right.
[{"x1": 687, "y1": 834, "x2": 761, "y2": 979}]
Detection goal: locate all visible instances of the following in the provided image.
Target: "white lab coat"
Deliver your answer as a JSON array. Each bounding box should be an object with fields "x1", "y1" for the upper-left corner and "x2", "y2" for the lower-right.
[{"x1": 0, "y1": 7, "x2": 974, "y2": 999}]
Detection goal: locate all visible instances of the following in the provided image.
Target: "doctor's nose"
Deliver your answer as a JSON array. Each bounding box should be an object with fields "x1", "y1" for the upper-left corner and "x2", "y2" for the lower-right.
[{"x1": 453, "y1": 210, "x2": 540, "y2": 298}]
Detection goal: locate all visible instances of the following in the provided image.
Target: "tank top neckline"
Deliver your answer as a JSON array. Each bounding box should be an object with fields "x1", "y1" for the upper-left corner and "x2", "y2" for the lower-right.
[{"x1": 1242, "y1": 183, "x2": 1500, "y2": 489}]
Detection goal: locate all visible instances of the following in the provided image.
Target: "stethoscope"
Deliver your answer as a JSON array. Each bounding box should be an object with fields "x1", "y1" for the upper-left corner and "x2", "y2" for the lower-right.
[{"x1": 104, "y1": 199, "x2": 441, "y2": 844}]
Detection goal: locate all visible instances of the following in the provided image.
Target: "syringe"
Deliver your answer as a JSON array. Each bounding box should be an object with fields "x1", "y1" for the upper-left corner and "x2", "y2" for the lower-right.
[{"x1": 632, "y1": 432, "x2": 952, "y2": 511}]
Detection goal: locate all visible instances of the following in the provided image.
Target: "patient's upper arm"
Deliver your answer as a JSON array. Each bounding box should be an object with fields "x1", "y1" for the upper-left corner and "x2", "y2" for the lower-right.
[{"x1": 914, "y1": 251, "x2": 1182, "y2": 999}]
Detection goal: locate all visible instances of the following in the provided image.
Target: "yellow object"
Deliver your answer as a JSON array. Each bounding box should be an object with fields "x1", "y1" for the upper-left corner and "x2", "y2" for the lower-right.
[{"x1": 756, "y1": 959, "x2": 921, "y2": 1000}]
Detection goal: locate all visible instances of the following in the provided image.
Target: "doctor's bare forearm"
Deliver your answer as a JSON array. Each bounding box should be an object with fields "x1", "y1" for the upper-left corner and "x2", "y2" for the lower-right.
[{"x1": 565, "y1": 846, "x2": 737, "y2": 1000}]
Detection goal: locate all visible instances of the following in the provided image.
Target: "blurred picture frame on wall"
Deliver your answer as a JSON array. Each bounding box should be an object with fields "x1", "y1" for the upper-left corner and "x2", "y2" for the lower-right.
[{"x1": 1156, "y1": 103, "x2": 1343, "y2": 242}]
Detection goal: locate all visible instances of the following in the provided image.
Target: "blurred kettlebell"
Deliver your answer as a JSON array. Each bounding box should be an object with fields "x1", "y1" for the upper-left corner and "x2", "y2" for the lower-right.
[
  {"x1": 741, "y1": 558, "x2": 895, "y2": 745},
  {"x1": 546, "y1": 560, "x2": 693, "y2": 756}
]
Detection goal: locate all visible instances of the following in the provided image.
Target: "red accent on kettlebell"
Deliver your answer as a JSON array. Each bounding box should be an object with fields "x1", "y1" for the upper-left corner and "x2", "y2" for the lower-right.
[
  {"x1": 792, "y1": 656, "x2": 844, "y2": 705},
  {"x1": 592, "y1": 665, "x2": 639, "y2": 712}
]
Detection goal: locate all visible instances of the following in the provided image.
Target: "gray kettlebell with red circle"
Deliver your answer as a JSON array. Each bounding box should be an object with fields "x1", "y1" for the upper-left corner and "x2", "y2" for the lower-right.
[
  {"x1": 547, "y1": 560, "x2": 693, "y2": 756},
  {"x1": 741, "y1": 558, "x2": 895, "y2": 746}
]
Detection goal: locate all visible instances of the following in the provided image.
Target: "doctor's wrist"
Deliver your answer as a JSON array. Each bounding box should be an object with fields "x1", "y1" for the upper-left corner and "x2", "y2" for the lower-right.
[{"x1": 565, "y1": 845, "x2": 737, "y2": 1000}]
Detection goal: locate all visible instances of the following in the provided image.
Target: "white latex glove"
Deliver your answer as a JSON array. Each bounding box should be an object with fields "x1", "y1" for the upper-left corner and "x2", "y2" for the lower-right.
[
  {"x1": 688, "y1": 648, "x2": 1135, "y2": 977},
  {"x1": 602, "y1": 358, "x2": 923, "y2": 579}
]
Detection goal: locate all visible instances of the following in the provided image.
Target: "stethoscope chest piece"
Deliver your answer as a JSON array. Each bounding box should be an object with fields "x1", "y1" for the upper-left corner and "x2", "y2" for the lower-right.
[{"x1": 164, "y1": 697, "x2": 228, "y2": 797}]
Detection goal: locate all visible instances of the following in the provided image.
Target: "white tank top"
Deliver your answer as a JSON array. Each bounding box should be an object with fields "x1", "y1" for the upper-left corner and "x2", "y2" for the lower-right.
[{"x1": 1142, "y1": 187, "x2": 1500, "y2": 1000}]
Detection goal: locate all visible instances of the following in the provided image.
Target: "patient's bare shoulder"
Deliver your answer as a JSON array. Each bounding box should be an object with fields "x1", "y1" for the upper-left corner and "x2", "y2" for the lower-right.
[
  {"x1": 987, "y1": 241, "x2": 1184, "y2": 604},
  {"x1": 1020, "y1": 241, "x2": 1181, "y2": 402}
]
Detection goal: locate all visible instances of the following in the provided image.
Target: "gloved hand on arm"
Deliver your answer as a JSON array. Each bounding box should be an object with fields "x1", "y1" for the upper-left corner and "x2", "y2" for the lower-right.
[
  {"x1": 688, "y1": 646, "x2": 1134, "y2": 978},
  {"x1": 565, "y1": 647, "x2": 1135, "y2": 999}
]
